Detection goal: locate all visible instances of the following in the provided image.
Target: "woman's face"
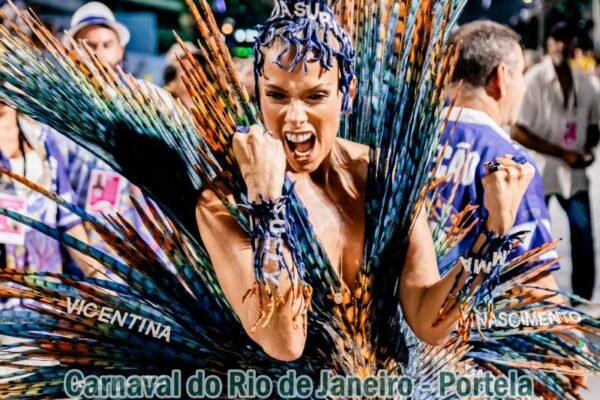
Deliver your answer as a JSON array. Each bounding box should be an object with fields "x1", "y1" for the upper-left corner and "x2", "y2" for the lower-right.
[{"x1": 258, "y1": 47, "x2": 344, "y2": 173}]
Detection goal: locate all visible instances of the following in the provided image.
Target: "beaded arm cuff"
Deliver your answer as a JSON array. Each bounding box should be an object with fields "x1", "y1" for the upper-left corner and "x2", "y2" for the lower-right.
[
  {"x1": 436, "y1": 222, "x2": 524, "y2": 341},
  {"x1": 242, "y1": 190, "x2": 312, "y2": 333}
]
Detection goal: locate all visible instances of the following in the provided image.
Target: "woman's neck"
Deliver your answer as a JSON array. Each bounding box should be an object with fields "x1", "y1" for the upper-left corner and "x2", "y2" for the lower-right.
[
  {"x1": 313, "y1": 140, "x2": 358, "y2": 201},
  {"x1": 311, "y1": 142, "x2": 341, "y2": 188},
  {"x1": 289, "y1": 140, "x2": 357, "y2": 200}
]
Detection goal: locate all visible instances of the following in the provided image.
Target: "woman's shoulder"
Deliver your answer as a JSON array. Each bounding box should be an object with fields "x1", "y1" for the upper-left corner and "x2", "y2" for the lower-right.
[
  {"x1": 332, "y1": 138, "x2": 369, "y2": 188},
  {"x1": 196, "y1": 183, "x2": 236, "y2": 218},
  {"x1": 334, "y1": 138, "x2": 369, "y2": 166}
]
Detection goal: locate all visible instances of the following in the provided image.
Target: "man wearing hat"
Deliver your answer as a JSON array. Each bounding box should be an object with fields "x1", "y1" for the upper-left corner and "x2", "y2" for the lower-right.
[
  {"x1": 512, "y1": 22, "x2": 600, "y2": 303},
  {"x1": 57, "y1": 2, "x2": 168, "y2": 267},
  {"x1": 65, "y1": 1, "x2": 129, "y2": 70}
]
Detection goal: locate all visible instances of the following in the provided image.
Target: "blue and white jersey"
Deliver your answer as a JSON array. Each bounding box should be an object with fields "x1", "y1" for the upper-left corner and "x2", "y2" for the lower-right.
[{"x1": 433, "y1": 107, "x2": 558, "y2": 271}]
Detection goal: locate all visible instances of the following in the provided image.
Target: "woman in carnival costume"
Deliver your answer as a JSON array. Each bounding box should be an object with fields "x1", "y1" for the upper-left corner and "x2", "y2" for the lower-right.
[
  {"x1": 197, "y1": 0, "x2": 530, "y2": 359},
  {"x1": 0, "y1": 0, "x2": 597, "y2": 399}
]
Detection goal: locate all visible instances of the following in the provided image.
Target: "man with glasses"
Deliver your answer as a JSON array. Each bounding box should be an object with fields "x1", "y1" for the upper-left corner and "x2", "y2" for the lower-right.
[{"x1": 512, "y1": 22, "x2": 600, "y2": 303}]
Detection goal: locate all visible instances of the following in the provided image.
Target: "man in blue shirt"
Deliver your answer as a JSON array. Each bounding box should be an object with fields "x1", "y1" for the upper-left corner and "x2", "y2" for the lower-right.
[{"x1": 431, "y1": 20, "x2": 559, "y2": 290}]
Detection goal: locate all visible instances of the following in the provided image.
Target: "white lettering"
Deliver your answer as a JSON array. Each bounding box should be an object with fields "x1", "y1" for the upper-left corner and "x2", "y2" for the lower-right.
[
  {"x1": 279, "y1": 1, "x2": 292, "y2": 17},
  {"x1": 65, "y1": 298, "x2": 173, "y2": 343},
  {"x1": 157, "y1": 325, "x2": 171, "y2": 343},
  {"x1": 128, "y1": 314, "x2": 142, "y2": 330},
  {"x1": 110, "y1": 309, "x2": 129, "y2": 327},
  {"x1": 461, "y1": 151, "x2": 480, "y2": 185},
  {"x1": 294, "y1": 2, "x2": 306, "y2": 17},
  {"x1": 145, "y1": 320, "x2": 162, "y2": 338},
  {"x1": 447, "y1": 147, "x2": 466, "y2": 183},
  {"x1": 83, "y1": 302, "x2": 98, "y2": 318},
  {"x1": 97, "y1": 306, "x2": 113, "y2": 323},
  {"x1": 67, "y1": 297, "x2": 84, "y2": 315}
]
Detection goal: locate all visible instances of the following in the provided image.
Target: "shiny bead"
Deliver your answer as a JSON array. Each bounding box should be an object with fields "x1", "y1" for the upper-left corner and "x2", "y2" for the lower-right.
[{"x1": 334, "y1": 292, "x2": 343, "y2": 304}]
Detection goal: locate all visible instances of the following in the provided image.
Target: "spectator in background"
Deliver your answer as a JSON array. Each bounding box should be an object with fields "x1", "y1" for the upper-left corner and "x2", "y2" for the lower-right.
[
  {"x1": 1, "y1": 1, "x2": 30, "y2": 37},
  {"x1": 233, "y1": 56, "x2": 256, "y2": 102},
  {"x1": 0, "y1": 102, "x2": 107, "y2": 378},
  {"x1": 163, "y1": 43, "x2": 256, "y2": 108},
  {"x1": 523, "y1": 48, "x2": 543, "y2": 72},
  {"x1": 65, "y1": 1, "x2": 129, "y2": 70},
  {"x1": 163, "y1": 41, "x2": 202, "y2": 109},
  {"x1": 432, "y1": 20, "x2": 559, "y2": 293},
  {"x1": 56, "y1": 1, "x2": 165, "y2": 266},
  {"x1": 0, "y1": 0, "x2": 105, "y2": 285},
  {"x1": 0, "y1": 102, "x2": 105, "y2": 304},
  {"x1": 572, "y1": 47, "x2": 597, "y2": 75},
  {"x1": 571, "y1": 35, "x2": 597, "y2": 76},
  {"x1": 512, "y1": 22, "x2": 600, "y2": 302}
]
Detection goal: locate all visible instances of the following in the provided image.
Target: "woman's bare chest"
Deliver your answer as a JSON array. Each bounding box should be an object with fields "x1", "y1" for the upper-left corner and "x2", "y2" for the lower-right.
[{"x1": 294, "y1": 179, "x2": 365, "y2": 286}]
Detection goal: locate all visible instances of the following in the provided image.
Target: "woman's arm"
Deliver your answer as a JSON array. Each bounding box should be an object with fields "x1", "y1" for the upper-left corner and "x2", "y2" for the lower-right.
[
  {"x1": 196, "y1": 189, "x2": 306, "y2": 361},
  {"x1": 196, "y1": 126, "x2": 306, "y2": 362},
  {"x1": 400, "y1": 156, "x2": 535, "y2": 345}
]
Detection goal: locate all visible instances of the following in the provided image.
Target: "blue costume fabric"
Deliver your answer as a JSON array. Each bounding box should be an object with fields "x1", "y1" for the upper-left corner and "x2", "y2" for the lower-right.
[{"x1": 433, "y1": 107, "x2": 559, "y2": 271}]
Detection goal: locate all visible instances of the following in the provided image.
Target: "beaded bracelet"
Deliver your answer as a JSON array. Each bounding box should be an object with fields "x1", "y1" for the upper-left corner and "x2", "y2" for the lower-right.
[
  {"x1": 241, "y1": 188, "x2": 311, "y2": 332},
  {"x1": 247, "y1": 193, "x2": 293, "y2": 287},
  {"x1": 436, "y1": 221, "x2": 525, "y2": 341}
]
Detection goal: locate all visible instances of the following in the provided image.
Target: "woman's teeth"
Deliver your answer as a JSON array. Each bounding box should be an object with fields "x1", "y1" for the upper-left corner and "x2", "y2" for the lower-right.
[
  {"x1": 285, "y1": 133, "x2": 314, "y2": 143},
  {"x1": 284, "y1": 132, "x2": 316, "y2": 157}
]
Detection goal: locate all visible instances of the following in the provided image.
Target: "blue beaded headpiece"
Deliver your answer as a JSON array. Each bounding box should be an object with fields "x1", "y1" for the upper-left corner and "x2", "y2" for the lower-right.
[{"x1": 253, "y1": 0, "x2": 355, "y2": 113}]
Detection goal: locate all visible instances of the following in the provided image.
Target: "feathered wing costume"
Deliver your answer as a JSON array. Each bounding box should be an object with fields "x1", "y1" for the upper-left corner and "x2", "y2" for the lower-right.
[{"x1": 0, "y1": 0, "x2": 597, "y2": 398}]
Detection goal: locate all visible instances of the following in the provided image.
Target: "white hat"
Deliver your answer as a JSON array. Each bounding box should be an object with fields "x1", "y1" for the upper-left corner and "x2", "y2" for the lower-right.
[{"x1": 67, "y1": 2, "x2": 130, "y2": 46}]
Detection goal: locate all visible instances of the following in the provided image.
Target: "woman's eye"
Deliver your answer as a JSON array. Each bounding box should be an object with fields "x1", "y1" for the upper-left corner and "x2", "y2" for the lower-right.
[
  {"x1": 266, "y1": 91, "x2": 287, "y2": 100},
  {"x1": 307, "y1": 92, "x2": 328, "y2": 101}
]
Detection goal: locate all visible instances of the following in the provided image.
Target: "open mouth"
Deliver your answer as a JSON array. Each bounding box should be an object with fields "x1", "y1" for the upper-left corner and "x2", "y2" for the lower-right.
[{"x1": 285, "y1": 132, "x2": 316, "y2": 158}]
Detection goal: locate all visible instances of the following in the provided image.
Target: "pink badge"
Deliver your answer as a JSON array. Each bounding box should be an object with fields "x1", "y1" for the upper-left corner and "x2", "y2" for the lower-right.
[
  {"x1": 0, "y1": 193, "x2": 26, "y2": 245},
  {"x1": 562, "y1": 121, "x2": 578, "y2": 149},
  {"x1": 85, "y1": 169, "x2": 123, "y2": 214}
]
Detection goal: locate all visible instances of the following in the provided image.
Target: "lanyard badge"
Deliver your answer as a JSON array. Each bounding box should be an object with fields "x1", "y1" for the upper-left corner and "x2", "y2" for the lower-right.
[
  {"x1": 0, "y1": 193, "x2": 26, "y2": 246},
  {"x1": 85, "y1": 169, "x2": 123, "y2": 215}
]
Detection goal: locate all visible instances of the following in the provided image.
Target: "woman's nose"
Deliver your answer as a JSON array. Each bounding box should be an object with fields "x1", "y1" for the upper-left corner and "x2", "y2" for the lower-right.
[{"x1": 285, "y1": 100, "x2": 308, "y2": 125}]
